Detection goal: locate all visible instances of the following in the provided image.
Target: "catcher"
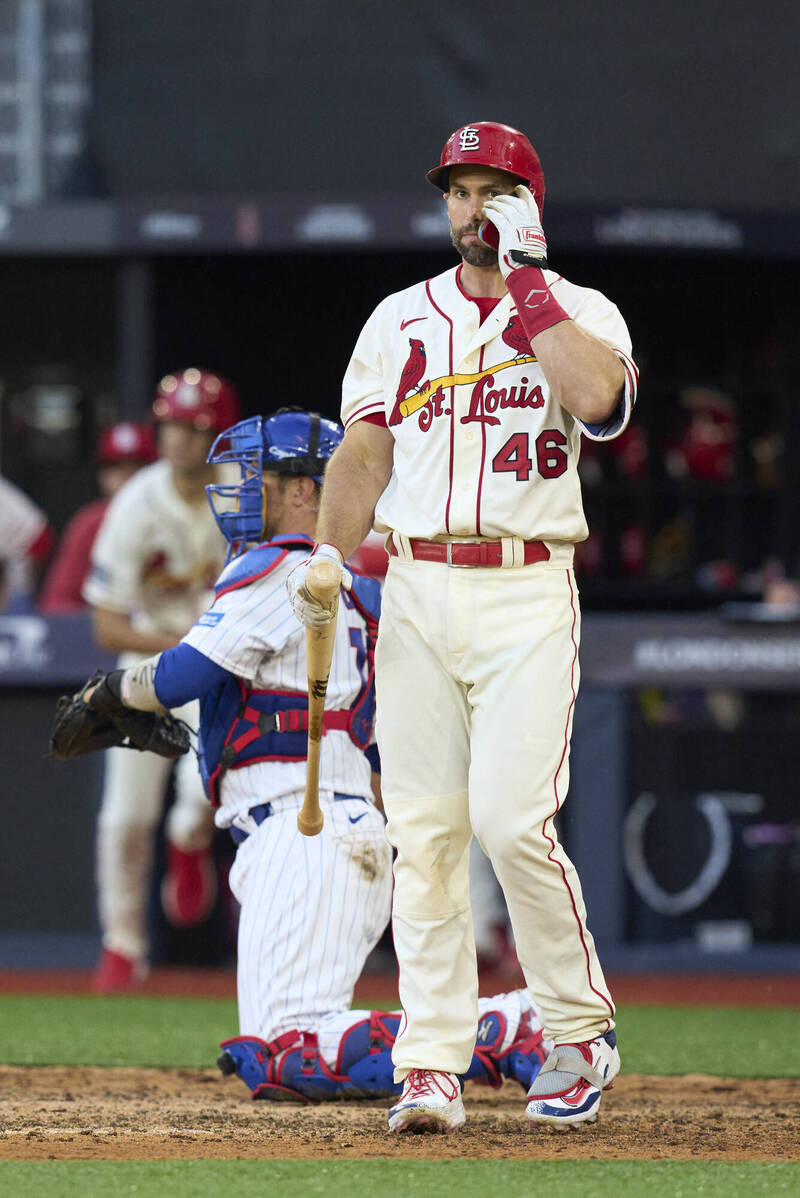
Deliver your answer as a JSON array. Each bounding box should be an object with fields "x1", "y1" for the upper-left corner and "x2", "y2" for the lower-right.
[{"x1": 49, "y1": 407, "x2": 548, "y2": 1111}]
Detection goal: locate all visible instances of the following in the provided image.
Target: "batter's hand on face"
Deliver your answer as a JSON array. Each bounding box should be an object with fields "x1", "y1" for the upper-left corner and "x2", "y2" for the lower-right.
[
  {"x1": 481, "y1": 185, "x2": 548, "y2": 279},
  {"x1": 287, "y1": 543, "x2": 352, "y2": 629}
]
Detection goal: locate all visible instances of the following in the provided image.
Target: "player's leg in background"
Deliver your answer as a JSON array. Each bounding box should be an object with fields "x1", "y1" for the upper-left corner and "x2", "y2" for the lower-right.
[
  {"x1": 375, "y1": 558, "x2": 476, "y2": 1078},
  {"x1": 466, "y1": 565, "x2": 615, "y2": 1046},
  {"x1": 228, "y1": 790, "x2": 392, "y2": 1043},
  {"x1": 161, "y1": 699, "x2": 217, "y2": 928},
  {"x1": 94, "y1": 744, "x2": 172, "y2": 989}
]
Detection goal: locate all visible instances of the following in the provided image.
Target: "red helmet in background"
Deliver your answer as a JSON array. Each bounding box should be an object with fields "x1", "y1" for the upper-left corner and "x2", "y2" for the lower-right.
[
  {"x1": 97, "y1": 421, "x2": 158, "y2": 466},
  {"x1": 152, "y1": 368, "x2": 241, "y2": 434},
  {"x1": 427, "y1": 122, "x2": 546, "y2": 215}
]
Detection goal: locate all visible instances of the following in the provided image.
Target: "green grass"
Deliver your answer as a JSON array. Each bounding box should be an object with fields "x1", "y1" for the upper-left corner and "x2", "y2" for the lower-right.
[
  {"x1": 0, "y1": 995, "x2": 798, "y2": 1075},
  {"x1": 608, "y1": 1004, "x2": 800, "y2": 1077},
  {"x1": 1, "y1": 1161, "x2": 800, "y2": 1198},
  {"x1": 1, "y1": 1000, "x2": 797, "y2": 1194},
  {"x1": 0, "y1": 995, "x2": 237, "y2": 1068}
]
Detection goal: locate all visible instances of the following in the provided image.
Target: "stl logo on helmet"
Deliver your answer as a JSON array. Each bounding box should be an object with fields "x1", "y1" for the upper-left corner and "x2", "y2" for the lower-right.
[{"x1": 458, "y1": 127, "x2": 481, "y2": 152}]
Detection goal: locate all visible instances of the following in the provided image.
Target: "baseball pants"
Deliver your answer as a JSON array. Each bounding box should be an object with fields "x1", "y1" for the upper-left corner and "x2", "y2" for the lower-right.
[
  {"x1": 96, "y1": 698, "x2": 212, "y2": 961},
  {"x1": 375, "y1": 556, "x2": 615, "y2": 1080},
  {"x1": 226, "y1": 790, "x2": 393, "y2": 1043}
]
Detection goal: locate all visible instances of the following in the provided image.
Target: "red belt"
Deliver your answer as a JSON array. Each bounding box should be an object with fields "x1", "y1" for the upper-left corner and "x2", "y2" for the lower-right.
[{"x1": 388, "y1": 538, "x2": 550, "y2": 568}]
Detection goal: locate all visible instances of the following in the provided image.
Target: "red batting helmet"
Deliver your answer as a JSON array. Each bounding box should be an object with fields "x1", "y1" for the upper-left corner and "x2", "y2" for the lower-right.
[
  {"x1": 152, "y1": 368, "x2": 241, "y2": 435},
  {"x1": 427, "y1": 122, "x2": 546, "y2": 215},
  {"x1": 97, "y1": 422, "x2": 158, "y2": 466}
]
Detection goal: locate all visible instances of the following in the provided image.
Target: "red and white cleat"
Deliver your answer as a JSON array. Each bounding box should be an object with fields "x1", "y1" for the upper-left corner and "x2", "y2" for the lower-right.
[
  {"x1": 525, "y1": 1030, "x2": 620, "y2": 1130},
  {"x1": 161, "y1": 844, "x2": 218, "y2": 928},
  {"x1": 91, "y1": 948, "x2": 146, "y2": 994},
  {"x1": 388, "y1": 1069, "x2": 466, "y2": 1134}
]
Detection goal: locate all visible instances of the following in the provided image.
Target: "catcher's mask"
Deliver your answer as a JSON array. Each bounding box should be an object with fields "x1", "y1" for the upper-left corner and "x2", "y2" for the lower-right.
[{"x1": 205, "y1": 407, "x2": 343, "y2": 560}]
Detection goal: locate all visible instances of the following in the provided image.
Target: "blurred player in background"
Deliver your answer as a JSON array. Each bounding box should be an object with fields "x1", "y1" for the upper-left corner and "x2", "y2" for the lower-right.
[
  {"x1": 39, "y1": 422, "x2": 158, "y2": 613},
  {"x1": 82, "y1": 406, "x2": 547, "y2": 1102},
  {"x1": 83, "y1": 368, "x2": 241, "y2": 992},
  {"x1": 0, "y1": 473, "x2": 55, "y2": 612}
]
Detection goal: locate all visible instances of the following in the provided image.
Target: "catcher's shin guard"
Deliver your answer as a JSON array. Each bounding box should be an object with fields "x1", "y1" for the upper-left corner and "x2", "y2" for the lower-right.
[
  {"x1": 217, "y1": 1011, "x2": 401, "y2": 1102},
  {"x1": 459, "y1": 1005, "x2": 547, "y2": 1091}
]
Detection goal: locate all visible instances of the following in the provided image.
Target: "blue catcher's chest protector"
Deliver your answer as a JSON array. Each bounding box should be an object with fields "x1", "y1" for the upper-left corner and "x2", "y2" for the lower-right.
[{"x1": 198, "y1": 536, "x2": 380, "y2": 805}]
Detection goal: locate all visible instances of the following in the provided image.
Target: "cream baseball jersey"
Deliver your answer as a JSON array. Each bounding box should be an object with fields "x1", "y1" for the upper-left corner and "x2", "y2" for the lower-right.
[
  {"x1": 341, "y1": 265, "x2": 638, "y2": 553},
  {"x1": 83, "y1": 460, "x2": 225, "y2": 637}
]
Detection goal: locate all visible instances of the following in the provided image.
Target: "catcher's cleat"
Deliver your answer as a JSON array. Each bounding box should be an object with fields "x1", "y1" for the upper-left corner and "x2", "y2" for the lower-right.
[
  {"x1": 388, "y1": 1069, "x2": 466, "y2": 1134},
  {"x1": 91, "y1": 948, "x2": 146, "y2": 994},
  {"x1": 161, "y1": 844, "x2": 218, "y2": 927},
  {"x1": 525, "y1": 1030, "x2": 619, "y2": 1130}
]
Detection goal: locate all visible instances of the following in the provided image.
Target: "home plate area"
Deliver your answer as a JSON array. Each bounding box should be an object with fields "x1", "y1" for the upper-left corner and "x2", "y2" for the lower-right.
[{"x1": 1, "y1": 1066, "x2": 799, "y2": 1162}]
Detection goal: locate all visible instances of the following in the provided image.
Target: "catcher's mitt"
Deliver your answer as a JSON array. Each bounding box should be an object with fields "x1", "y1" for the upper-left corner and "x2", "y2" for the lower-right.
[{"x1": 49, "y1": 669, "x2": 190, "y2": 761}]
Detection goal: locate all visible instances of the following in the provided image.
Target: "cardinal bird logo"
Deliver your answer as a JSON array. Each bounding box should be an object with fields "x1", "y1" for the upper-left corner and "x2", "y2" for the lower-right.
[
  {"x1": 502, "y1": 315, "x2": 532, "y2": 359},
  {"x1": 388, "y1": 338, "x2": 428, "y2": 426},
  {"x1": 141, "y1": 550, "x2": 188, "y2": 592}
]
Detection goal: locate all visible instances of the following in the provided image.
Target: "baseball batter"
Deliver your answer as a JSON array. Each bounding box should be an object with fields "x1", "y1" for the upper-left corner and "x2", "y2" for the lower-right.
[
  {"x1": 79, "y1": 407, "x2": 548, "y2": 1103},
  {"x1": 83, "y1": 369, "x2": 241, "y2": 991},
  {"x1": 288, "y1": 122, "x2": 639, "y2": 1133}
]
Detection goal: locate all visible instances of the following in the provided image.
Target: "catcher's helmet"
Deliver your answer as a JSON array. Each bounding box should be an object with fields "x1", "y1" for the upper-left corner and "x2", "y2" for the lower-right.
[
  {"x1": 205, "y1": 407, "x2": 343, "y2": 558},
  {"x1": 152, "y1": 368, "x2": 241, "y2": 435},
  {"x1": 97, "y1": 422, "x2": 157, "y2": 466},
  {"x1": 427, "y1": 121, "x2": 545, "y2": 215}
]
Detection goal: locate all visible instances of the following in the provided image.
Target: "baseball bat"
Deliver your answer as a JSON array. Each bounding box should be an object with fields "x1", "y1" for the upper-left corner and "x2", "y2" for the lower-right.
[{"x1": 297, "y1": 557, "x2": 341, "y2": 836}]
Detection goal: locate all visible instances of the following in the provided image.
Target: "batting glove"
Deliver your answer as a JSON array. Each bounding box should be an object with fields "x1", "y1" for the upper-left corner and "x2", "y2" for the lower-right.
[
  {"x1": 286, "y1": 543, "x2": 352, "y2": 629},
  {"x1": 481, "y1": 185, "x2": 548, "y2": 279}
]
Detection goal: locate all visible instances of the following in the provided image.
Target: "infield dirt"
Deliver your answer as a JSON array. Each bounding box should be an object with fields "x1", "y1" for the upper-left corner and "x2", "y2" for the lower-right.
[{"x1": 1, "y1": 1066, "x2": 799, "y2": 1162}]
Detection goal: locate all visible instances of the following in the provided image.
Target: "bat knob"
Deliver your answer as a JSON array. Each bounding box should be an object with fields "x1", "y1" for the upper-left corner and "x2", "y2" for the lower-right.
[
  {"x1": 306, "y1": 557, "x2": 342, "y2": 604},
  {"x1": 297, "y1": 810, "x2": 324, "y2": 837}
]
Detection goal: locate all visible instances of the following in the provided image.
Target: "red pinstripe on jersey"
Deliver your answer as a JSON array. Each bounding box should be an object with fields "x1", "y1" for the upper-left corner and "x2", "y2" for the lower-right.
[
  {"x1": 475, "y1": 345, "x2": 487, "y2": 535},
  {"x1": 424, "y1": 279, "x2": 456, "y2": 534},
  {"x1": 616, "y1": 349, "x2": 639, "y2": 406},
  {"x1": 345, "y1": 399, "x2": 385, "y2": 428},
  {"x1": 615, "y1": 347, "x2": 639, "y2": 384}
]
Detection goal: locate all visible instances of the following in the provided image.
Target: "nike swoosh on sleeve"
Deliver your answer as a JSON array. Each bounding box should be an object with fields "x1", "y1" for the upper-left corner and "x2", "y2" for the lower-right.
[{"x1": 348, "y1": 812, "x2": 368, "y2": 824}]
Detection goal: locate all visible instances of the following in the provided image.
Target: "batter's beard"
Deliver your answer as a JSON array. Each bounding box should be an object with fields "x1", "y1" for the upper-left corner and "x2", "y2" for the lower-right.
[{"x1": 451, "y1": 225, "x2": 498, "y2": 268}]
